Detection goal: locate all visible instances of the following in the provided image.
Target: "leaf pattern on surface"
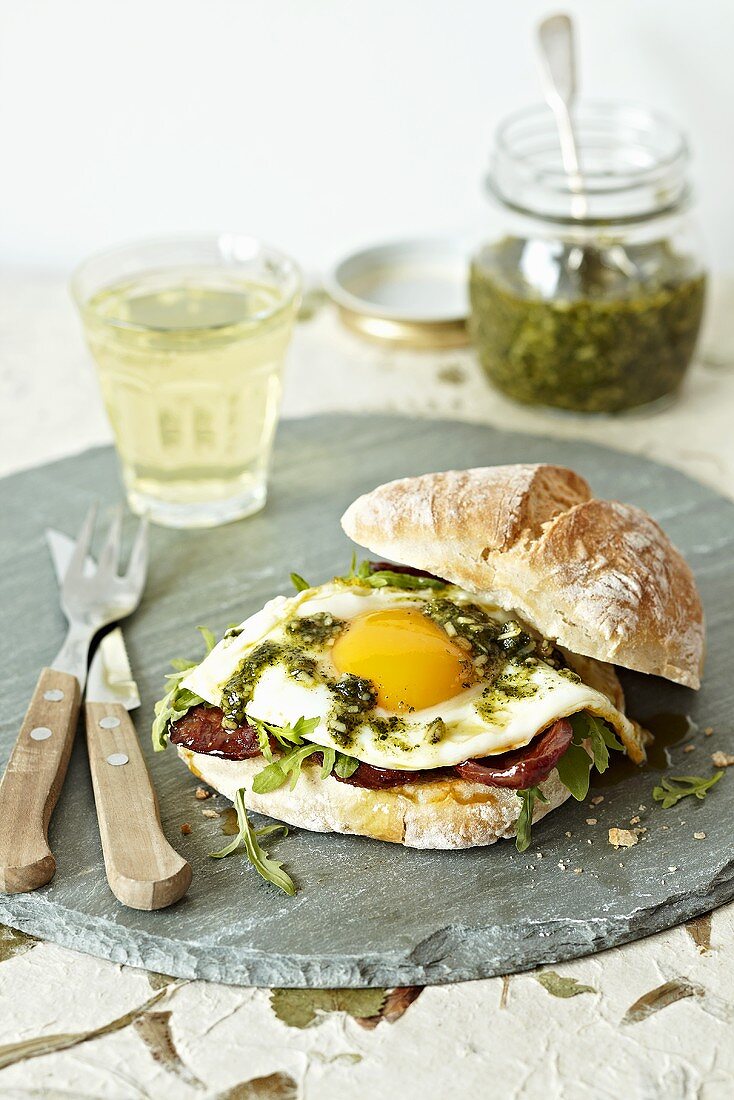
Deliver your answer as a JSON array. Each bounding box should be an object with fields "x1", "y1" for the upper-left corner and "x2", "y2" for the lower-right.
[
  {"x1": 0, "y1": 988, "x2": 168, "y2": 1071},
  {"x1": 217, "y1": 1071, "x2": 298, "y2": 1099},
  {"x1": 133, "y1": 1010, "x2": 202, "y2": 1089},
  {"x1": 270, "y1": 988, "x2": 386, "y2": 1029},
  {"x1": 622, "y1": 979, "x2": 704, "y2": 1024},
  {"x1": 685, "y1": 913, "x2": 712, "y2": 953},
  {"x1": 146, "y1": 970, "x2": 179, "y2": 990},
  {"x1": 0, "y1": 924, "x2": 37, "y2": 963},
  {"x1": 356, "y1": 986, "x2": 424, "y2": 1028},
  {"x1": 536, "y1": 972, "x2": 596, "y2": 998}
]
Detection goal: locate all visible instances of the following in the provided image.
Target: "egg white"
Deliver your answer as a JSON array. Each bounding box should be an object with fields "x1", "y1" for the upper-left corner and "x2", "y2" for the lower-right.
[{"x1": 183, "y1": 581, "x2": 635, "y2": 770}]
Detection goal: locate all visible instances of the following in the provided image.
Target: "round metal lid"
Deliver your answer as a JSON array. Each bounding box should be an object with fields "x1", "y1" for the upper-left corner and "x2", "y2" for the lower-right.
[{"x1": 326, "y1": 237, "x2": 469, "y2": 348}]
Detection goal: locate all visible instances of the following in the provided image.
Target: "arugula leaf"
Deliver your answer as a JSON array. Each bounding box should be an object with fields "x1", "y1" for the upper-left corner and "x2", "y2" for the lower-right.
[
  {"x1": 569, "y1": 712, "x2": 622, "y2": 776},
  {"x1": 152, "y1": 676, "x2": 205, "y2": 752},
  {"x1": 335, "y1": 753, "x2": 360, "y2": 779},
  {"x1": 250, "y1": 759, "x2": 288, "y2": 793},
  {"x1": 516, "y1": 787, "x2": 548, "y2": 852},
  {"x1": 253, "y1": 742, "x2": 325, "y2": 793},
  {"x1": 653, "y1": 772, "x2": 724, "y2": 809},
  {"x1": 210, "y1": 789, "x2": 295, "y2": 896},
  {"x1": 151, "y1": 627, "x2": 220, "y2": 751},
  {"x1": 320, "y1": 746, "x2": 336, "y2": 779},
  {"x1": 249, "y1": 716, "x2": 359, "y2": 793},
  {"x1": 290, "y1": 572, "x2": 311, "y2": 593},
  {"x1": 362, "y1": 568, "x2": 445, "y2": 592},
  {"x1": 340, "y1": 557, "x2": 445, "y2": 591},
  {"x1": 196, "y1": 626, "x2": 217, "y2": 654},
  {"x1": 255, "y1": 823, "x2": 290, "y2": 840},
  {"x1": 169, "y1": 657, "x2": 198, "y2": 673},
  {"x1": 251, "y1": 718, "x2": 275, "y2": 763},
  {"x1": 516, "y1": 713, "x2": 625, "y2": 850},
  {"x1": 556, "y1": 742, "x2": 592, "y2": 801}
]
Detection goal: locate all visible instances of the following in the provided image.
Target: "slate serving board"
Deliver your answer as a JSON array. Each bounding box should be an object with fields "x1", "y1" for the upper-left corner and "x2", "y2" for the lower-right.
[{"x1": 0, "y1": 414, "x2": 733, "y2": 988}]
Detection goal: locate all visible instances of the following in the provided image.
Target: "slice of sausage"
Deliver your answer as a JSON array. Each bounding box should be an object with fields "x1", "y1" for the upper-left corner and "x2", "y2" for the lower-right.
[
  {"x1": 453, "y1": 718, "x2": 573, "y2": 789},
  {"x1": 171, "y1": 706, "x2": 574, "y2": 790},
  {"x1": 331, "y1": 760, "x2": 451, "y2": 790},
  {"x1": 170, "y1": 705, "x2": 264, "y2": 760}
]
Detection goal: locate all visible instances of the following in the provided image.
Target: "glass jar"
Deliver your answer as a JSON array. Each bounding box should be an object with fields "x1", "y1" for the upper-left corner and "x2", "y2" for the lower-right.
[{"x1": 469, "y1": 103, "x2": 707, "y2": 414}]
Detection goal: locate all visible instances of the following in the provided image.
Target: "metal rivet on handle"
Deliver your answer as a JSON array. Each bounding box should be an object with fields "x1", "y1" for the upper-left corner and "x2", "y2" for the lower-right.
[
  {"x1": 30, "y1": 727, "x2": 53, "y2": 741},
  {"x1": 99, "y1": 716, "x2": 121, "y2": 730},
  {"x1": 43, "y1": 689, "x2": 64, "y2": 702},
  {"x1": 106, "y1": 753, "x2": 129, "y2": 766}
]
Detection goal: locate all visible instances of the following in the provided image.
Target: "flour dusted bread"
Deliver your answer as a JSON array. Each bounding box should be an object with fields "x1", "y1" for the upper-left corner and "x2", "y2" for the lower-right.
[
  {"x1": 341, "y1": 464, "x2": 705, "y2": 689},
  {"x1": 178, "y1": 745, "x2": 571, "y2": 848}
]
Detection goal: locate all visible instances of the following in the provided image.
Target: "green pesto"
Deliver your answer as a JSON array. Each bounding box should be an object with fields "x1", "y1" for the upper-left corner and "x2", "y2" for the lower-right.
[
  {"x1": 221, "y1": 641, "x2": 319, "y2": 727},
  {"x1": 426, "y1": 717, "x2": 447, "y2": 744},
  {"x1": 475, "y1": 660, "x2": 540, "y2": 723},
  {"x1": 285, "y1": 612, "x2": 346, "y2": 647},
  {"x1": 423, "y1": 599, "x2": 536, "y2": 663},
  {"x1": 327, "y1": 674, "x2": 377, "y2": 747},
  {"x1": 369, "y1": 715, "x2": 409, "y2": 740},
  {"x1": 469, "y1": 237, "x2": 706, "y2": 413}
]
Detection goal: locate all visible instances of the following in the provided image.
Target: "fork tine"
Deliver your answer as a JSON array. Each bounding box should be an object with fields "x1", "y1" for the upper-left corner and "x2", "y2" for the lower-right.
[
  {"x1": 62, "y1": 503, "x2": 98, "y2": 588},
  {"x1": 125, "y1": 517, "x2": 149, "y2": 592},
  {"x1": 96, "y1": 505, "x2": 124, "y2": 577}
]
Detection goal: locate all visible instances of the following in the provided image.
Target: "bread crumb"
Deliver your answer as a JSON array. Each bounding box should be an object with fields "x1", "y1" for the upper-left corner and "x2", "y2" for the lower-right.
[
  {"x1": 573, "y1": 868, "x2": 583, "y2": 874},
  {"x1": 180, "y1": 823, "x2": 192, "y2": 835},
  {"x1": 704, "y1": 726, "x2": 714, "y2": 736},
  {"x1": 195, "y1": 786, "x2": 212, "y2": 800},
  {"x1": 694, "y1": 831, "x2": 706, "y2": 840},
  {"x1": 564, "y1": 831, "x2": 572, "y2": 838},
  {"x1": 712, "y1": 751, "x2": 734, "y2": 767},
  {"x1": 629, "y1": 815, "x2": 640, "y2": 825},
  {"x1": 638, "y1": 805, "x2": 647, "y2": 812},
  {"x1": 668, "y1": 866, "x2": 678, "y2": 872},
  {"x1": 202, "y1": 808, "x2": 219, "y2": 819},
  {"x1": 591, "y1": 795, "x2": 604, "y2": 806},
  {"x1": 609, "y1": 828, "x2": 638, "y2": 849},
  {"x1": 585, "y1": 818, "x2": 597, "y2": 826},
  {"x1": 683, "y1": 744, "x2": 696, "y2": 754}
]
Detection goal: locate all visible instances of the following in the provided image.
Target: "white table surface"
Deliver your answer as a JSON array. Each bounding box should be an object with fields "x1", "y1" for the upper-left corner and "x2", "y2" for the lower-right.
[{"x1": 1, "y1": 269, "x2": 733, "y2": 1100}]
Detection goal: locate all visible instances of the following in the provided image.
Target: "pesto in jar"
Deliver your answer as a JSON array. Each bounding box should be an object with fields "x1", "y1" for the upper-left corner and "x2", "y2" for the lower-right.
[{"x1": 469, "y1": 237, "x2": 706, "y2": 414}]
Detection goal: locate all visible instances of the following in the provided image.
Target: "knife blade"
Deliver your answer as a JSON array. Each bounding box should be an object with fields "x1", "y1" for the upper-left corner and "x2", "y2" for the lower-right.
[{"x1": 45, "y1": 529, "x2": 140, "y2": 711}]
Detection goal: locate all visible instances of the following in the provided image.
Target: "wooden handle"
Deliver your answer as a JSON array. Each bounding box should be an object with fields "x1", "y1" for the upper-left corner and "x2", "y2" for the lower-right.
[
  {"x1": 85, "y1": 702, "x2": 192, "y2": 910},
  {"x1": 0, "y1": 668, "x2": 81, "y2": 893}
]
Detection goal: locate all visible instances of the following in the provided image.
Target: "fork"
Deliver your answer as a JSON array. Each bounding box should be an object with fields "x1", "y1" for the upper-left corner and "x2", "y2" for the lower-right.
[{"x1": 0, "y1": 506, "x2": 148, "y2": 893}]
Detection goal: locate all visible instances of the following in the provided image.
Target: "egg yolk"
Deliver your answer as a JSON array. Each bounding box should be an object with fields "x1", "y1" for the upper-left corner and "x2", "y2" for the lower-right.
[{"x1": 331, "y1": 607, "x2": 472, "y2": 713}]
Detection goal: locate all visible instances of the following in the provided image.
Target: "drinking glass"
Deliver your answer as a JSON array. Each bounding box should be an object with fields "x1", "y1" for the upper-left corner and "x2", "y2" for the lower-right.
[{"x1": 72, "y1": 235, "x2": 301, "y2": 527}]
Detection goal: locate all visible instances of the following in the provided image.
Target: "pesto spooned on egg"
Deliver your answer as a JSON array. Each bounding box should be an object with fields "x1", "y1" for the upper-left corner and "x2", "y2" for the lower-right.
[
  {"x1": 178, "y1": 566, "x2": 637, "y2": 772},
  {"x1": 152, "y1": 561, "x2": 637, "y2": 892}
]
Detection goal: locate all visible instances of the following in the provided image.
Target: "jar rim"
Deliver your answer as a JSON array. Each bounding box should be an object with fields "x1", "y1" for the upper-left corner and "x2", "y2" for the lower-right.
[{"x1": 487, "y1": 100, "x2": 691, "y2": 226}]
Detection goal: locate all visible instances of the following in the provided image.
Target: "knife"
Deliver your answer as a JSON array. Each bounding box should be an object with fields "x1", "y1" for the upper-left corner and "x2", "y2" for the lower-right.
[{"x1": 47, "y1": 530, "x2": 192, "y2": 911}]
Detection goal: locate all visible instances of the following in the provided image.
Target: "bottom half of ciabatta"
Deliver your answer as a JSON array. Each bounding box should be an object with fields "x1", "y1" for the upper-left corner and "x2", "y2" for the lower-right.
[{"x1": 177, "y1": 745, "x2": 571, "y2": 849}]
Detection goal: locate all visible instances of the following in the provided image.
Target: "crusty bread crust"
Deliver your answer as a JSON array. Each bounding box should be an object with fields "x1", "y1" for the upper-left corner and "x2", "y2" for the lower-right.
[
  {"x1": 341, "y1": 464, "x2": 705, "y2": 689},
  {"x1": 178, "y1": 745, "x2": 571, "y2": 849}
]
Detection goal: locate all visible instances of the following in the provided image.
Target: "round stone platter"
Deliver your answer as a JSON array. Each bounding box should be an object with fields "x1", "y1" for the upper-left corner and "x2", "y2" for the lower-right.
[{"x1": 0, "y1": 414, "x2": 732, "y2": 988}]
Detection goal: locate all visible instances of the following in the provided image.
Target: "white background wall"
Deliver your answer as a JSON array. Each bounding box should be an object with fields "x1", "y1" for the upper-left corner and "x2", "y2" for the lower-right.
[{"x1": 2, "y1": 0, "x2": 733, "y2": 275}]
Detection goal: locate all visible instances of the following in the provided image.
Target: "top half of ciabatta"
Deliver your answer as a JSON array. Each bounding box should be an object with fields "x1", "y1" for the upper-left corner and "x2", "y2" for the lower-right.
[{"x1": 341, "y1": 464, "x2": 705, "y2": 689}]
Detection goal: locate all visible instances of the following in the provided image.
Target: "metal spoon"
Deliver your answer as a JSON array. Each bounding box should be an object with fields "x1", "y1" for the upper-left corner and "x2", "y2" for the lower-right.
[
  {"x1": 537, "y1": 13, "x2": 587, "y2": 224},
  {"x1": 537, "y1": 13, "x2": 638, "y2": 280}
]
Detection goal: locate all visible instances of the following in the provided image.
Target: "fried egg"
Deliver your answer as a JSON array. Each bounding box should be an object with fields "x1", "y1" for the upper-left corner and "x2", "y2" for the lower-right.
[{"x1": 183, "y1": 580, "x2": 636, "y2": 770}]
